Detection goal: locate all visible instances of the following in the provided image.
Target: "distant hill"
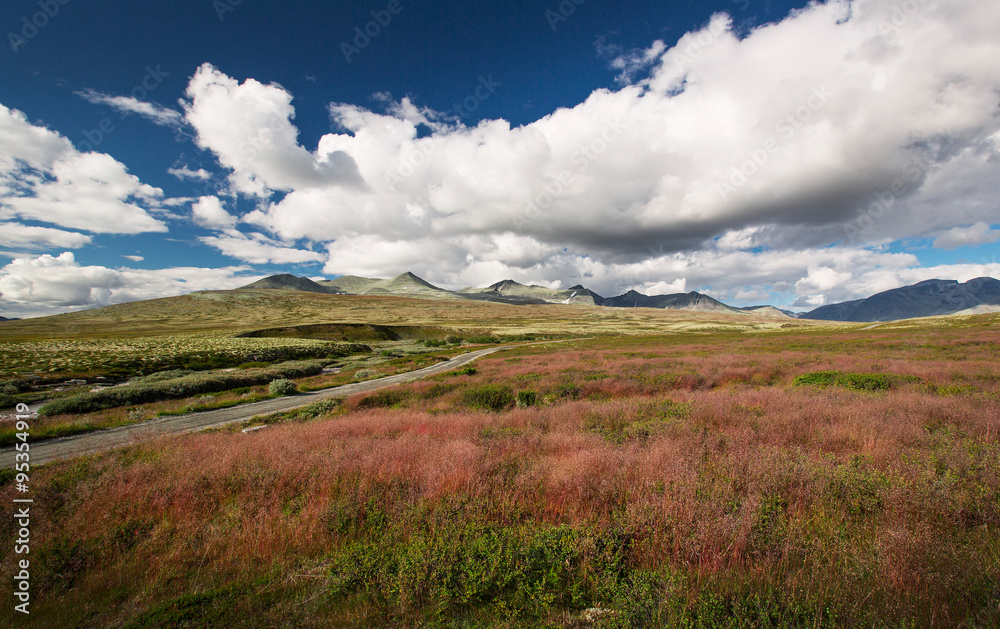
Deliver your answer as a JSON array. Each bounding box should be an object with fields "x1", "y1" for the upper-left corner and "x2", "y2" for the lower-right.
[
  {"x1": 317, "y1": 272, "x2": 460, "y2": 300},
  {"x1": 240, "y1": 275, "x2": 335, "y2": 294},
  {"x1": 317, "y1": 275, "x2": 384, "y2": 294},
  {"x1": 803, "y1": 277, "x2": 1000, "y2": 322},
  {"x1": 739, "y1": 305, "x2": 795, "y2": 318},
  {"x1": 600, "y1": 290, "x2": 742, "y2": 313},
  {"x1": 460, "y1": 280, "x2": 604, "y2": 305}
]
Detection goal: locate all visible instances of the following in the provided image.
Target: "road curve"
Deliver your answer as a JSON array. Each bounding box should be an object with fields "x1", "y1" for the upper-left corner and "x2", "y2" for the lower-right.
[{"x1": 1, "y1": 344, "x2": 520, "y2": 467}]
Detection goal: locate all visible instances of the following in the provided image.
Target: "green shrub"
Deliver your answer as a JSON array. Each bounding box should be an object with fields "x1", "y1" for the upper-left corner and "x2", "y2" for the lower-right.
[
  {"x1": 451, "y1": 366, "x2": 477, "y2": 376},
  {"x1": 793, "y1": 371, "x2": 917, "y2": 391},
  {"x1": 352, "y1": 369, "x2": 384, "y2": 381},
  {"x1": 356, "y1": 388, "x2": 408, "y2": 409},
  {"x1": 130, "y1": 370, "x2": 193, "y2": 385},
  {"x1": 38, "y1": 360, "x2": 324, "y2": 416},
  {"x1": 517, "y1": 390, "x2": 537, "y2": 407},
  {"x1": 461, "y1": 384, "x2": 515, "y2": 412},
  {"x1": 237, "y1": 361, "x2": 269, "y2": 370},
  {"x1": 268, "y1": 379, "x2": 298, "y2": 396}
]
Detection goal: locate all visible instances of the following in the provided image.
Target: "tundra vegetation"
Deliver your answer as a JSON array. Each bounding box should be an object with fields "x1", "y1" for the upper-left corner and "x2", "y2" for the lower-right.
[{"x1": 0, "y1": 294, "x2": 997, "y2": 627}]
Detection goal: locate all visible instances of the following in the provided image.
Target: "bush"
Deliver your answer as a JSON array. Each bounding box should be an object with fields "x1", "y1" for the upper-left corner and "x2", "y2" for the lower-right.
[
  {"x1": 517, "y1": 390, "x2": 537, "y2": 407},
  {"x1": 461, "y1": 384, "x2": 515, "y2": 412},
  {"x1": 793, "y1": 371, "x2": 918, "y2": 392},
  {"x1": 352, "y1": 369, "x2": 384, "y2": 381},
  {"x1": 356, "y1": 388, "x2": 408, "y2": 410},
  {"x1": 38, "y1": 360, "x2": 324, "y2": 416},
  {"x1": 451, "y1": 366, "x2": 477, "y2": 376},
  {"x1": 237, "y1": 361, "x2": 269, "y2": 370},
  {"x1": 268, "y1": 379, "x2": 298, "y2": 396}
]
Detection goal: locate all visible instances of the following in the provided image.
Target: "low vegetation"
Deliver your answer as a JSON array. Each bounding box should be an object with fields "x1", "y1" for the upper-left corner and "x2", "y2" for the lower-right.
[
  {"x1": 37, "y1": 360, "x2": 325, "y2": 416},
  {"x1": 3, "y1": 319, "x2": 999, "y2": 627}
]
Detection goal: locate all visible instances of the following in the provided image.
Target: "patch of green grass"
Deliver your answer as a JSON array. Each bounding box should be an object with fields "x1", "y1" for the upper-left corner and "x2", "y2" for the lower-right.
[
  {"x1": 793, "y1": 371, "x2": 919, "y2": 391},
  {"x1": 461, "y1": 384, "x2": 515, "y2": 412},
  {"x1": 356, "y1": 388, "x2": 409, "y2": 410},
  {"x1": 584, "y1": 399, "x2": 692, "y2": 444}
]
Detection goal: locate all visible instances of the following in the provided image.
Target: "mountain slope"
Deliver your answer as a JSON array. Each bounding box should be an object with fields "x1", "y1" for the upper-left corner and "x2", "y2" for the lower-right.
[
  {"x1": 240, "y1": 275, "x2": 335, "y2": 294},
  {"x1": 460, "y1": 280, "x2": 604, "y2": 305},
  {"x1": 803, "y1": 277, "x2": 1000, "y2": 322},
  {"x1": 739, "y1": 306, "x2": 795, "y2": 318},
  {"x1": 317, "y1": 275, "x2": 384, "y2": 294},
  {"x1": 601, "y1": 290, "x2": 742, "y2": 313}
]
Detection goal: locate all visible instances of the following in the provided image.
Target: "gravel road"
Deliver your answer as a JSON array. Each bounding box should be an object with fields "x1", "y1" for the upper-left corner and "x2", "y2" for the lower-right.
[{"x1": 1, "y1": 344, "x2": 516, "y2": 467}]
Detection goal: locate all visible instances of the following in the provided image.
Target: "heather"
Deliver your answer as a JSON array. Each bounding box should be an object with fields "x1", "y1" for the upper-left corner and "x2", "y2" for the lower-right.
[{"x1": 2, "y1": 325, "x2": 998, "y2": 627}]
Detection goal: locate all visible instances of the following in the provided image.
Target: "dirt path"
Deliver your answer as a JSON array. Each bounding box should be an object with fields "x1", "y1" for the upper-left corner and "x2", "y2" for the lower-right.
[{"x1": 1, "y1": 344, "x2": 526, "y2": 467}]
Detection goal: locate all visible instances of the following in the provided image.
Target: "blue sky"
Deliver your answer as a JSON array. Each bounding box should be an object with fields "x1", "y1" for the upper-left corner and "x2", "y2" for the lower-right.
[{"x1": 1, "y1": 0, "x2": 999, "y2": 317}]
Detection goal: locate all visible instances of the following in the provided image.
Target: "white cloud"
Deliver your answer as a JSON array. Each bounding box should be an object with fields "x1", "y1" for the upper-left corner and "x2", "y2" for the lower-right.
[
  {"x1": 0, "y1": 104, "x2": 172, "y2": 240},
  {"x1": 123, "y1": 255, "x2": 144, "y2": 262},
  {"x1": 182, "y1": 63, "x2": 364, "y2": 197},
  {"x1": 76, "y1": 89, "x2": 184, "y2": 127},
  {"x1": 191, "y1": 196, "x2": 237, "y2": 230},
  {"x1": 199, "y1": 231, "x2": 325, "y2": 265},
  {"x1": 933, "y1": 222, "x2": 1000, "y2": 250},
  {"x1": 183, "y1": 0, "x2": 998, "y2": 292},
  {"x1": 0, "y1": 223, "x2": 92, "y2": 249},
  {"x1": 168, "y1": 166, "x2": 213, "y2": 181},
  {"x1": 0, "y1": 252, "x2": 262, "y2": 318}
]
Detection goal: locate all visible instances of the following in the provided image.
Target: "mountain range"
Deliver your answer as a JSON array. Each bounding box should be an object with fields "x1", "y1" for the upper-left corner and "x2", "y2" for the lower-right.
[
  {"x1": 802, "y1": 277, "x2": 1000, "y2": 322},
  {"x1": 241, "y1": 273, "x2": 1000, "y2": 322},
  {"x1": 242, "y1": 273, "x2": 772, "y2": 316}
]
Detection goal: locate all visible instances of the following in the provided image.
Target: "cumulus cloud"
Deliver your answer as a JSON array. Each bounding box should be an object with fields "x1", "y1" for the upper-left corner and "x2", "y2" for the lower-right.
[
  {"x1": 182, "y1": 64, "x2": 365, "y2": 197},
  {"x1": 0, "y1": 252, "x2": 261, "y2": 318},
  {"x1": 76, "y1": 89, "x2": 184, "y2": 127},
  {"x1": 933, "y1": 222, "x2": 1000, "y2": 250},
  {"x1": 0, "y1": 104, "x2": 172, "y2": 244},
  {"x1": 177, "y1": 0, "x2": 999, "y2": 307},
  {"x1": 199, "y1": 231, "x2": 325, "y2": 265},
  {"x1": 191, "y1": 196, "x2": 237, "y2": 230}
]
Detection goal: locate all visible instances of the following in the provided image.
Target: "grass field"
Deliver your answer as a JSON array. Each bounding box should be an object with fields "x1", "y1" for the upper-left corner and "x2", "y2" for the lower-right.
[{"x1": 1, "y1": 300, "x2": 998, "y2": 627}]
